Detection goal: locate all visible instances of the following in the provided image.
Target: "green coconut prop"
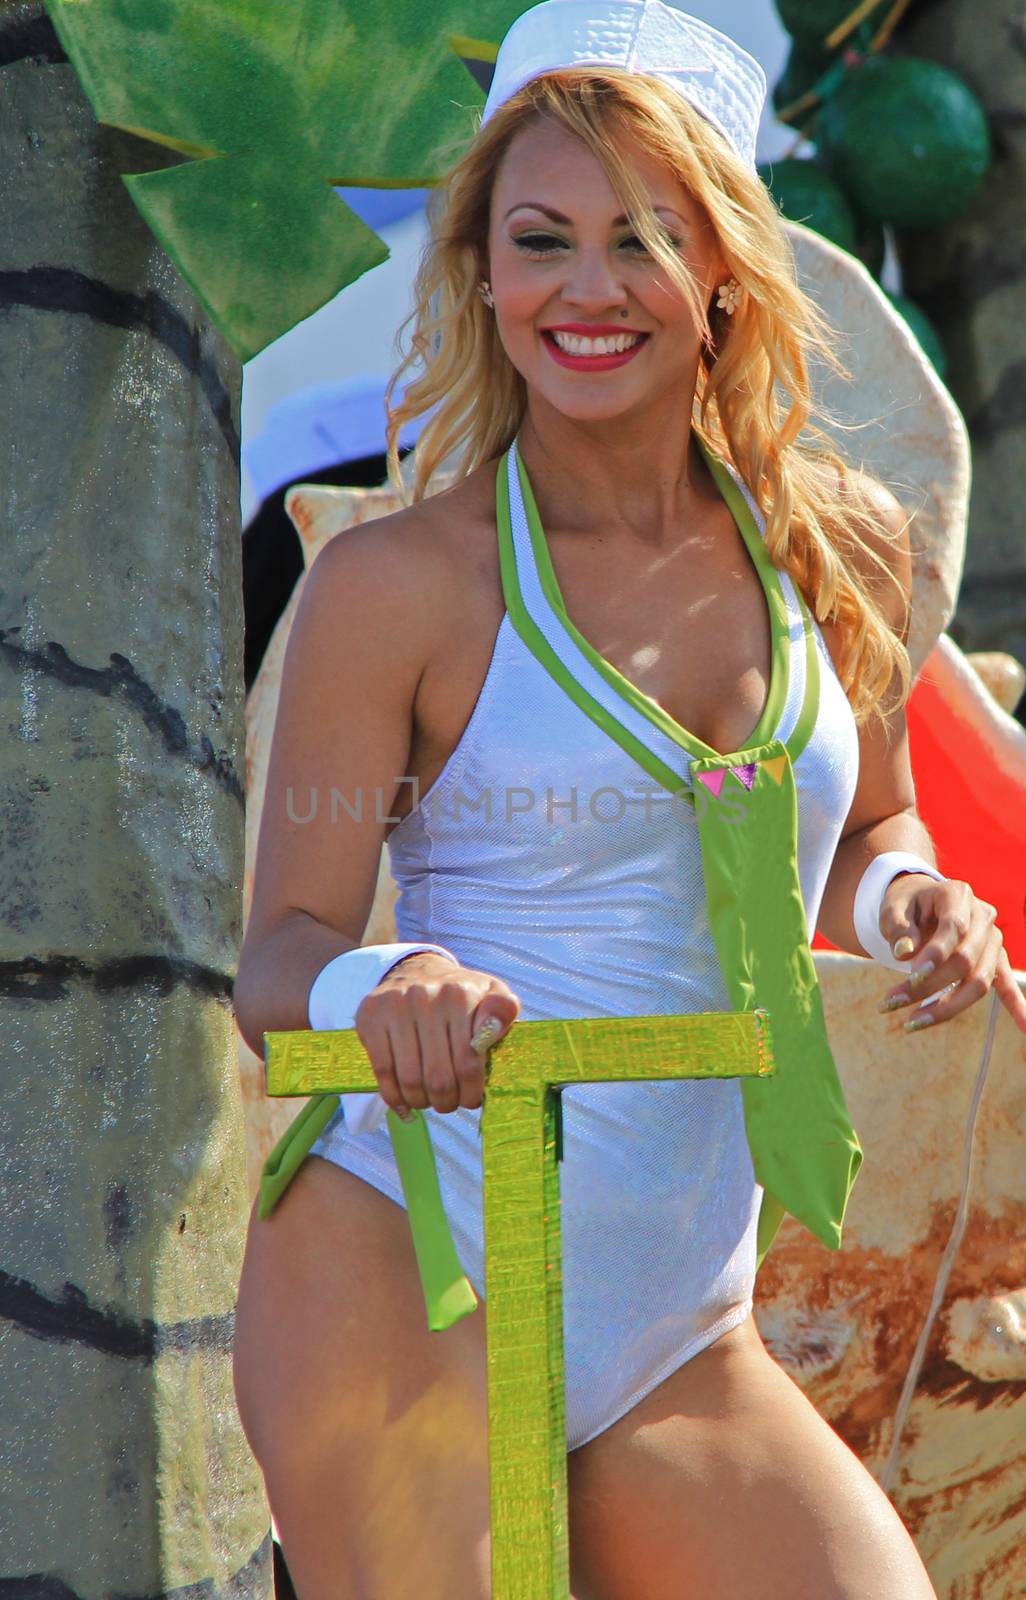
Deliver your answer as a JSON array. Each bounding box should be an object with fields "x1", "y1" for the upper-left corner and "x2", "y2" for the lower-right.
[
  {"x1": 263, "y1": 1012, "x2": 774, "y2": 1598},
  {"x1": 759, "y1": 158, "x2": 858, "y2": 253},
  {"x1": 773, "y1": 0, "x2": 862, "y2": 44},
  {"x1": 768, "y1": 0, "x2": 992, "y2": 383},
  {"x1": 816, "y1": 55, "x2": 991, "y2": 228},
  {"x1": 45, "y1": 0, "x2": 526, "y2": 361}
]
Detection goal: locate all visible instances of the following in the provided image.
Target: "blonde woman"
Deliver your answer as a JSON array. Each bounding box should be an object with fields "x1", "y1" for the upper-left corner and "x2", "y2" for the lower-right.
[{"x1": 232, "y1": 4, "x2": 1024, "y2": 1595}]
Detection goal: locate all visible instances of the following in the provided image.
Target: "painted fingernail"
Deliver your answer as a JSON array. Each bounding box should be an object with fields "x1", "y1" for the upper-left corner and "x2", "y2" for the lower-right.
[
  {"x1": 471, "y1": 1017, "x2": 503, "y2": 1054},
  {"x1": 878, "y1": 992, "x2": 910, "y2": 1013},
  {"x1": 905, "y1": 1013, "x2": 937, "y2": 1032},
  {"x1": 907, "y1": 961, "x2": 935, "y2": 986},
  {"x1": 893, "y1": 937, "x2": 916, "y2": 960}
]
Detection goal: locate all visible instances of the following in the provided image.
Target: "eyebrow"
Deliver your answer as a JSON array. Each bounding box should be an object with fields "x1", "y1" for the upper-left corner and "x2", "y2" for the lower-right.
[{"x1": 503, "y1": 201, "x2": 685, "y2": 225}]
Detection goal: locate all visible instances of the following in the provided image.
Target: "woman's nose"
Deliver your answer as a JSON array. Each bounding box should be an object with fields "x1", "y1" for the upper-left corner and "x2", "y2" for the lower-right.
[{"x1": 559, "y1": 250, "x2": 628, "y2": 313}]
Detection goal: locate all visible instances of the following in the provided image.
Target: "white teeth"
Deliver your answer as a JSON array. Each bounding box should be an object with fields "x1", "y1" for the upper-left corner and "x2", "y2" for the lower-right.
[{"x1": 550, "y1": 330, "x2": 641, "y2": 356}]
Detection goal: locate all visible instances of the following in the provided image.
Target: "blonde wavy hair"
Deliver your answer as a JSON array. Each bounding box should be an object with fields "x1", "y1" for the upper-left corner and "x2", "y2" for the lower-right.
[{"x1": 385, "y1": 68, "x2": 916, "y2": 731}]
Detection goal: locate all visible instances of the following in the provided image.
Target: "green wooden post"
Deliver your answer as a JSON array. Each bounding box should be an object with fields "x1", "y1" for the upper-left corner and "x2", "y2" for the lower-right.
[{"x1": 265, "y1": 1010, "x2": 774, "y2": 1597}]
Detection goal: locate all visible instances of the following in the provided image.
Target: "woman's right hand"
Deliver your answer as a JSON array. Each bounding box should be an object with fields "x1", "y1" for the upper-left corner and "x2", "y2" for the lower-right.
[{"x1": 353, "y1": 953, "x2": 521, "y2": 1118}]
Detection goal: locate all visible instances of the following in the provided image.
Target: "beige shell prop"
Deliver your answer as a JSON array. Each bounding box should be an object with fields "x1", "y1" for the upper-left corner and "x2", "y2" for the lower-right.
[{"x1": 784, "y1": 220, "x2": 970, "y2": 681}]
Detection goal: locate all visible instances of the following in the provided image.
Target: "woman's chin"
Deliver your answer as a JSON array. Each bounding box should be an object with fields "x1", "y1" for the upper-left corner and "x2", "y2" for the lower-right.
[
  {"x1": 532, "y1": 384, "x2": 661, "y2": 427},
  {"x1": 519, "y1": 354, "x2": 692, "y2": 427}
]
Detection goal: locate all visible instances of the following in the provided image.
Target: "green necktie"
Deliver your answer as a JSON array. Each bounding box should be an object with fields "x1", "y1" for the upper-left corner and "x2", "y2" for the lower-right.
[{"x1": 497, "y1": 433, "x2": 862, "y2": 1268}]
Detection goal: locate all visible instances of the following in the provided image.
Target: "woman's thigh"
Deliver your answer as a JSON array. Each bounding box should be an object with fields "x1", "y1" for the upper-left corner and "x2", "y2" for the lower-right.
[
  {"x1": 565, "y1": 1312, "x2": 938, "y2": 1600},
  {"x1": 232, "y1": 1153, "x2": 493, "y2": 1600}
]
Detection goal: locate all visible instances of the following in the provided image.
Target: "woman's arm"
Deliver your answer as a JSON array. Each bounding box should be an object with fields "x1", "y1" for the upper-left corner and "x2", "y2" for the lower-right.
[
  {"x1": 233, "y1": 509, "x2": 439, "y2": 1058},
  {"x1": 814, "y1": 474, "x2": 938, "y2": 956},
  {"x1": 816, "y1": 478, "x2": 1026, "y2": 1037}
]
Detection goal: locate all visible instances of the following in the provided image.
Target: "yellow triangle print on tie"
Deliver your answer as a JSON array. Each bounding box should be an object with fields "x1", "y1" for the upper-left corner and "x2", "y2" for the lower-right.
[{"x1": 761, "y1": 754, "x2": 787, "y2": 786}]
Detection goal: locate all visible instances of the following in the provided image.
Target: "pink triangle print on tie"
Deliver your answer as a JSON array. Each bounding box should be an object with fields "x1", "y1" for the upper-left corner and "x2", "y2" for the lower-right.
[{"x1": 695, "y1": 769, "x2": 727, "y2": 799}]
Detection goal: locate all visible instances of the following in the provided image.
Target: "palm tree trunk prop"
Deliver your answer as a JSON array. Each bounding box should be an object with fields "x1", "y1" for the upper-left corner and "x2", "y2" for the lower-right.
[{"x1": 0, "y1": 6, "x2": 270, "y2": 1591}]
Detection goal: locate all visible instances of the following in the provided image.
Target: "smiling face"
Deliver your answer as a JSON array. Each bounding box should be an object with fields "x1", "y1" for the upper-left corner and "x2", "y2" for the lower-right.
[{"x1": 486, "y1": 114, "x2": 728, "y2": 427}]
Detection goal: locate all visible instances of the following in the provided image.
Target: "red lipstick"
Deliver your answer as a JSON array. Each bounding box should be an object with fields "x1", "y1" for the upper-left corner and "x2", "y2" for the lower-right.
[{"x1": 540, "y1": 325, "x2": 649, "y2": 372}]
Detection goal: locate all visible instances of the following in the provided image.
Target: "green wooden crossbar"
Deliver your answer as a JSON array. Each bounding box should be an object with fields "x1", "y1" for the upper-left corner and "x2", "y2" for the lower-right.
[{"x1": 265, "y1": 1008, "x2": 774, "y2": 1596}]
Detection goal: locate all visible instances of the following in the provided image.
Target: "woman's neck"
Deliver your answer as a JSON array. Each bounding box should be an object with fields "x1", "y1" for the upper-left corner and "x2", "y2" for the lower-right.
[{"x1": 515, "y1": 393, "x2": 715, "y2": 547}]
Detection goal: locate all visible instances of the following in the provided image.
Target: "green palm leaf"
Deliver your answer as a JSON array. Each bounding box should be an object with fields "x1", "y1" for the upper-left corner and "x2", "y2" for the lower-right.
[{"x1": 46, "y1": 0, "x2": 525, "y2": 359}]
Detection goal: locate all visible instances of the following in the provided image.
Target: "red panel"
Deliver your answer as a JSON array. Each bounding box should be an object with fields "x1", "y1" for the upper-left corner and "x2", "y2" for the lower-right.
[{"x1": 812, "y1": 667, "x2": 1026, "y2": 968}]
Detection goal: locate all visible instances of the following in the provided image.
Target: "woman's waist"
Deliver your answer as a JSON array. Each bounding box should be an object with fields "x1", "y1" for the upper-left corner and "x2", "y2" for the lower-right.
[{"x1": 391, "y1": 913, "x2": 731, "y2": 1021}]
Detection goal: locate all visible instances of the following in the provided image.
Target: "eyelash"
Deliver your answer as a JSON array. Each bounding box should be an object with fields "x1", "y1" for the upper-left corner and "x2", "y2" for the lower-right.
[{"x1": 511, "y1": 230, "x2": 682, "y2": 258}]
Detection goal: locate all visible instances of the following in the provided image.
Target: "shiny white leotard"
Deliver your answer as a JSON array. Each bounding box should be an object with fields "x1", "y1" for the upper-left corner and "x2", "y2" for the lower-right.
[{"x1": 308, "y1": 470, "x2": 859, "y2": 1451}]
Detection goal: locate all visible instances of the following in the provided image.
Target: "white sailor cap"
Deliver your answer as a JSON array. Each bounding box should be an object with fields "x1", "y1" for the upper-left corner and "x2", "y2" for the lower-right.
[{"x1": 480, "y1": 0, "x2": 767, "y2": 171}]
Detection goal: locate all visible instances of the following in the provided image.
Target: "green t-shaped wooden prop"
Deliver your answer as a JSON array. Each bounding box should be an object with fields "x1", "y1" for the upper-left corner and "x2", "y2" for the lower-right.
[{"x1": 261, "y1": 1008, "x2": 774, "y2": 1597}]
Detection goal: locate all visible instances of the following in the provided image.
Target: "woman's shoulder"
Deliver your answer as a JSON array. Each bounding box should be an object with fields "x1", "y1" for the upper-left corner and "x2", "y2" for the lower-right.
[
  {"x1": 311, "y1": 460, "x2": 499, "y2": 590},
  {"x1": 300, "y1": 460, "x2": 503, "y2": 677}
]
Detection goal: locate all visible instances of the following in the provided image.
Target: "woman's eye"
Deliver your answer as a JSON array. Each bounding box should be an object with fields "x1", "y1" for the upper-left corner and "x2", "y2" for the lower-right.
[
  {"x1": 509, "y1": 229, "x2": 684, "y2": 257},
  {"x1": 619, "y1": 232, "x2": 683, "y2": 254},
  {"x1": 511, "y1": 232, "x2": 567, "y2": 256}
]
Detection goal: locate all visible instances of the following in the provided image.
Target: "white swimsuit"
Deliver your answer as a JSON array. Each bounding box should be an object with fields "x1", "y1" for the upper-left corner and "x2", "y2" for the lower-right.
[{"x1": 308, "y1": 450, "x2": 859, "y2": 1451}]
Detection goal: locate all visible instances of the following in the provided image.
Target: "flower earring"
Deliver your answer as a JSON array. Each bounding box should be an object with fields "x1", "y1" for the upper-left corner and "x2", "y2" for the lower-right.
[
  {"x1": 478, "y1": 280, "x2": 494, "y2": 308},
  {"x1": 716, "y1": 277, "x2": 743, "y2": 315}
]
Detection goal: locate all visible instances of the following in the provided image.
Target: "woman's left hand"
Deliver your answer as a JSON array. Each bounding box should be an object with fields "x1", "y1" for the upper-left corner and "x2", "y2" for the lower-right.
[{"x1": 877, "y1": 873, "x2": 1026, "y2": 1036}]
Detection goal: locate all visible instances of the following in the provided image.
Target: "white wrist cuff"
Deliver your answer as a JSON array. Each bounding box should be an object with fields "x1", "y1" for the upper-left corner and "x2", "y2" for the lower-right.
[
  {"x1": 308, "y1": 942, "x2": 459, "y2": 1134},
  {"x1": 852, "y1": 851, "x2": 946, "y2": 971}
]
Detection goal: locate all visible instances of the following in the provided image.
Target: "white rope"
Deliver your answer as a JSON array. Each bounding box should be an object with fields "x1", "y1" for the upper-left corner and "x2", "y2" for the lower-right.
[{"x1": 878, "y1": 987, "x2": 1001, "y2": 1497}]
